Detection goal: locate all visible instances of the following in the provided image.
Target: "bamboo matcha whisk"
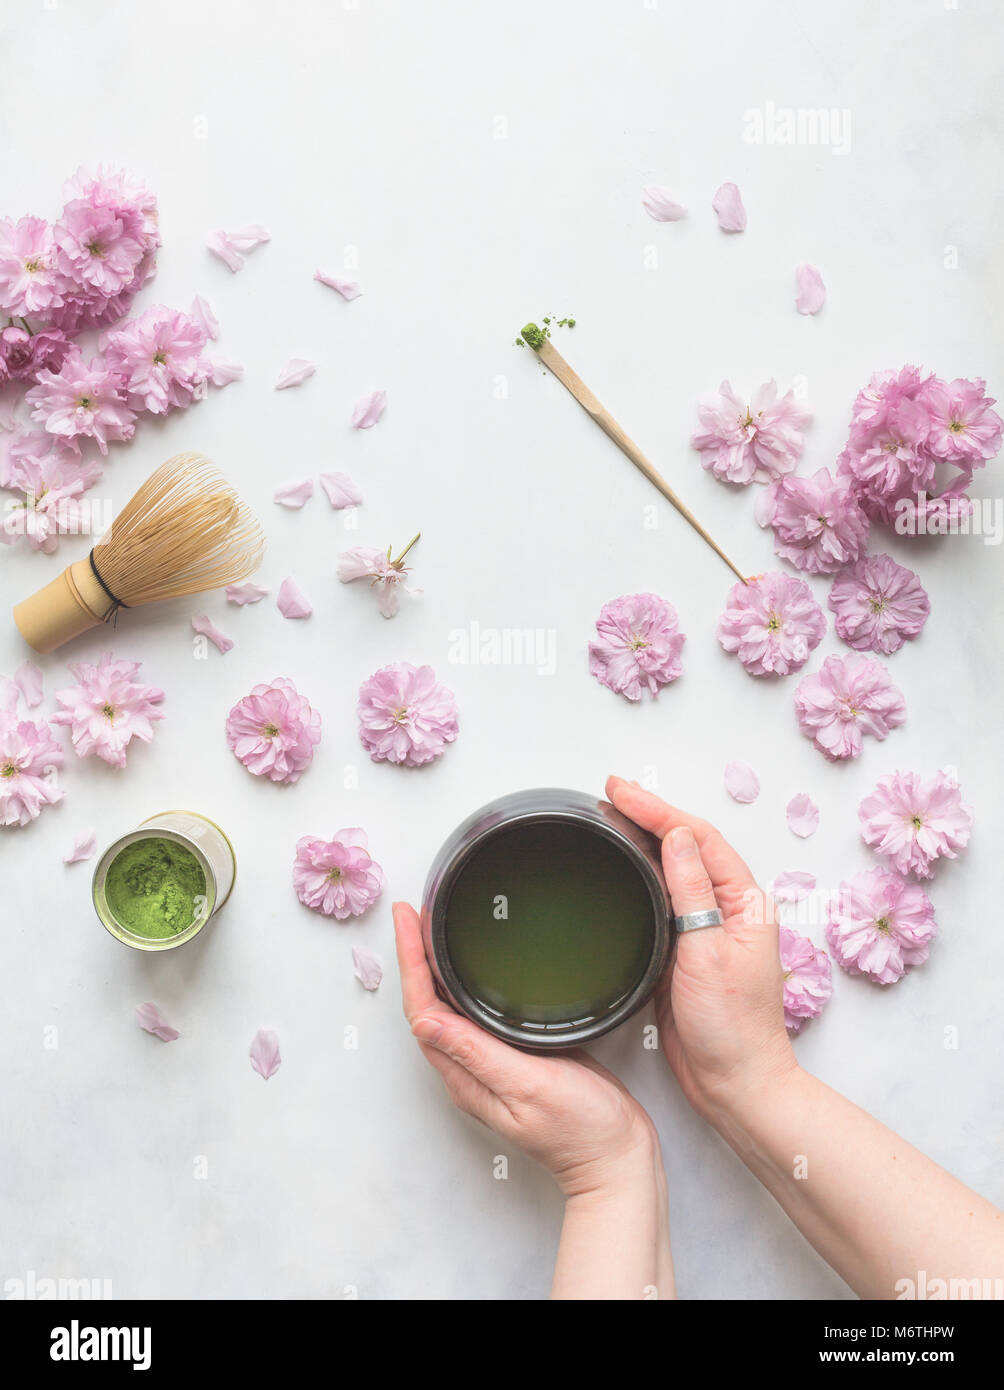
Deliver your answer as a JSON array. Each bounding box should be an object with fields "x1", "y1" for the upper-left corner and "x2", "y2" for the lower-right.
[{"x1": 13, "y1": 452, "x2": 265, "y2": 654}]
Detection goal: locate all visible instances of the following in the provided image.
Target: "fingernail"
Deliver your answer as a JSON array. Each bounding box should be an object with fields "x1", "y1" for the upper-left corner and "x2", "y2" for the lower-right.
[
  {"x1": 669, "y1": 826, "x2": 697, "y2": 857},
  {"x1": 630, "y1": 779, "x2": 641, "y2": 788},
  {"x1": 412, "y1": 1016, "x2": 443, "y2": 1045},
  {"x1": 608, "y1": 774, "x2": 625, "y2": 787}
]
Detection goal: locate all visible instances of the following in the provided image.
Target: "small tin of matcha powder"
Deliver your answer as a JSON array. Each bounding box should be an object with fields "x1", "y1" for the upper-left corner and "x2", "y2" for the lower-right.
[{"x1": 92, "y1": 811, "x2": 236, "y2": 952}]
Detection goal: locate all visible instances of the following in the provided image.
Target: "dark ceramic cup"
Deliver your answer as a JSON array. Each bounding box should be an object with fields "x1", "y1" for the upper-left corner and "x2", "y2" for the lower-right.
[{"x1": 422, "y1": 788, "x2": 673, "y2": 1050}]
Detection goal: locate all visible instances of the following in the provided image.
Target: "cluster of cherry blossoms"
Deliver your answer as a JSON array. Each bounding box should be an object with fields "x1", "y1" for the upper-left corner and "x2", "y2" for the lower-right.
[{"x1": 0, "y1": 168, "x2": 240, "y2": 552}]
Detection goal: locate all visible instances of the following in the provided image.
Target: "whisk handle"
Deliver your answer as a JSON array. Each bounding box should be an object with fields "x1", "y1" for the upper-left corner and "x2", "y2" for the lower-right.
[{"x1": 13, "y1": 560, "x2": 112, "y2": 654}]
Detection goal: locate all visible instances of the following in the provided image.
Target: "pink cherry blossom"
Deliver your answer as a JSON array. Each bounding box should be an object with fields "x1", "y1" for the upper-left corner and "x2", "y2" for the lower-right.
[
  {"x1": 0, "y1": 216, "x2": 67, "y2": 316},
  {"x1": 772, "y1": 872, "x2": 816, "y2": 904},
  {"x1": 293, "y1": 828, "x2": 384, "y2": 920},
  {"x1": 762, "y1": 467, "x2": 869, "y2": 574},
  {"x1": 794, "y1": 654, "x2": 905, "y2": 761},
  {"x1": 712, "y1": 182, "x2": 746, "y2": 232},
  {"x1": 207, "y1": 224, "x2": 271, "y2": 273},
  {"x1": 785, "y1": 793, "x2": 819, "y2": 838},
  {"x1": 351, "y1": 389, "x2": 386, "y2": 429},
  {"x1": 923, "y1": 377, "x2": 1002, "y2": 465},
  {"x1": 357, "y1": 663, "x2": 458, "y2": 767},
  {"x1": 320, "y1": 471, "x2": 363, "y2": 509},
  {"x1": 136, "y1": 1002, "x2": 179, "y2": 1042},
  {"x1": 828, "y1": 554, "x2": 930, "y2": 655},
  {"x1": 642, "y1": 186, "x2": 687, "y2": 221},
  {"x1": 778, "y1": 927, "x2": 832, "y2": 1030},
  {"x1": 62, "y1": 166, "x2": 160, "y2": 256},
  {"x1": 249, "y1": 1028, "x2": 281, "y2": 1079},
  {"x1": 102, "y1": 305, "x2": 212, "y2": 415},
  {"x1": 588, "y1": 593, "x2": 685, "y2": 700},
  {"x1": 338, "y1": 539, "x2": 420, "y2": 619},
  {"x1": 25, "y1": 348, "x2": 135, "y2": 455},
  {"x1": 226, "y1": 581, "x2": 269, "y2": 605},
  {"x1": 226, "y1": 678, "x2": 321, "y2": 784},
  {"x1": 276, "y1": 577, "x2": 313, "y2": 619},
  {"x1": 273, "y1": 478, "x2": 314, "y2": 509},
  {"x1": 51, "y1": 653, "x2": 165, "y2": 768},
  {"x1": 717, "y1": 571, "x2": 825, "y2": 677},
  {"x1": 0, "y1": 444, "x2": 103, "y2": 553},
  {"x1": 692, "y1": 380, "x2": 811, "y2": 486},
  {"x1": 0, "y1": 325, "x2": 71, "y2": 384},
  {"x1": 275, "y1": 359, "x2": 316, "y2": 390},
  {"x1": 794, "y1": 263, "x2": 826, "y2": 315},
  {"x1": 724, "y1": 760, "x2": 759, "y2": 803},
  {"x1": 858, "y1": 769, "x2": 973, "y2": 879},
  {"x1": 825, "y1": 867, "x2": 936, "y2": 984},
  {"x1": 0, "y1": 712, "x2": 63, "y2": 826},
  {"x1": 315, "y1": 270, "x2": 362, "y2": 300},
  {"x1": 54, "y1": 198, "x2": 146, "y2": 299},
  {"x1": 191, "y1": 615, "x2": 233, "y2": 654},
  {"x1": 64, "y1": 829, "x2": 97, "y2": 865}
]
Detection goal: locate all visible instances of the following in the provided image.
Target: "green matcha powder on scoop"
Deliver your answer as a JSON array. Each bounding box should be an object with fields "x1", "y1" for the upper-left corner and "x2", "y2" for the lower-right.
[{"x1": 104, "y1": 838, "x2": 207, "y2": 939}]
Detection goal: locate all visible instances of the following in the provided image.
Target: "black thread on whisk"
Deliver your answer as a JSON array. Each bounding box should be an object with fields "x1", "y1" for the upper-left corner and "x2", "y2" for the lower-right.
[{"x1": 88, "y1": 548, "x2": 130, "y2": 627}]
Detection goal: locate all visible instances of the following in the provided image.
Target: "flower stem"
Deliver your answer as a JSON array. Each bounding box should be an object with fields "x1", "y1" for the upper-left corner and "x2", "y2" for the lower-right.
[{"x1": 393, "y1": 532, "x2": 421, "y2": 566}]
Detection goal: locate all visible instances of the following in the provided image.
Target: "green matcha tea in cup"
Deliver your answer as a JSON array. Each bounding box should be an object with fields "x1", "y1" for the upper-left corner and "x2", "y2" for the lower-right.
[{"x1": 92, "y1": 811, "x2": 236, "y2": 951}]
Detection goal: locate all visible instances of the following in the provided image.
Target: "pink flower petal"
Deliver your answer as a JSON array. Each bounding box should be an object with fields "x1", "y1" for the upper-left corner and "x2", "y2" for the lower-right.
[
  {"x1": 190, "y1": 295, "x2": 219, "y2": 340},
  {"x1": 208, "y1": 358, "x2": 243, "y2": 388},
  {"x1": 136, "y1": 1002, "x2": 180, "y2": 1043},
  {"x1": 14, "y1": 661, "x2": 43, "y2": 708},
  {"x1": 273, "y1": 478, "x2": 314, "y2": 509},
  {"x1": 724, "y1": 760, "x2": 760, "y2": 803},
  {"x1": 319, "y1": 471, "x2": 363, "y2": 509},
  {"x1": 275, "y1": 359, "x2": 316, "y2": 391},
  {"x1": 795, "y1": 263, "x2": 826, "y2": 315},
  {"x1": 352, "y1": 945, "x2": 383, "y2": 991},
  {"x1": 786, "y1": 793, "x2": 820, "y2": 838},
  {"x1": 351, "y1": 389, "x2": 387, "y2": 429},
  {"x1": 225, "y1": 581, "x2": 270, "y2": 606},
  {"x1": 642, "y1": 186, "x2": 687, "y2": 222},
  {"x1": 0, "y1": 674, "x2": 19, "y2": 715},
  {"x1": 277, "y1": 577, "x2": 312, "y2": 619},
  {"x1": 712, "y1": 182, "x2": 747, "y2": 233},
  {"x1": 207, "y1": 224, "x2": 271, "y2": 273},
  {"x1": 191, "y1": 614, "x2": 234, "y2": 654},
  {"x1": 315, "y1": 269, "x2": 363, "y2": 301},
  {"x1": 771, "y1": 871, "x2": 816, "y2": 903},
  {"x1": 250, "y1": 1028, "x2": 281, "y2": 1079},
  {"x1": 64, "y1": 829, "x2": 97, "y2": 864}
]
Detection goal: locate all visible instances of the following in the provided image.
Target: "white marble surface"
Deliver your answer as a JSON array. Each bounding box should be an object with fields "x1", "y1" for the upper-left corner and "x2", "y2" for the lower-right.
[{"x1": 2, "y1": 0, "x2": 1002, "y2": 1301}]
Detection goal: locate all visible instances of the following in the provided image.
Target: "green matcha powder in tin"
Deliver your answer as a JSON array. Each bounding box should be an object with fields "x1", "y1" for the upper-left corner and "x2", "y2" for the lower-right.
[{"x1": 104, "y1": 837, "x2": 207, "y2": 939}]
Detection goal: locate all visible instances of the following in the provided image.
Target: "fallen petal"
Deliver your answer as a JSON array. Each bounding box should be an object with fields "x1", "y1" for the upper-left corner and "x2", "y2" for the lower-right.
[
  {"x1": 136, "y1": 1002, "x2": 180, "y2": 1043},
  {"x1": 226, "y1": 581, "x2": 270, "y2": 606},
  {"x1": 277, "y1": 576, "x2": 313, "y2": 619},
  {"x1": 209, "y1": 358, "x2": 244, "y2": 388},
  {"x1": 207, "y1": 225, "x2": 271, "y2": 273},
  {"x1": 273, "y1": 478, "x2": 314, "y2": 509},
  {"x1": 771, "y1": 871, "x2": 816, "y2": 903},
  {"x1": 14, "y1": 661, "x2": 43, "y2": 708},
  {"x1": 352, "y1": 945, "x2": 383, "y2": 991},
  {"x1": 276, "y1": 359, "x2": 316, "y2": 390},
  {"x1": 192, "y1": 614, "x2": 234, "y2": 654},
  {"x1": 351, "y1": 388, "x2": 387, "y2": 429},
  {"x1": 64, "y1": 829, "x2": 97, "y2": 864},
  {"x1": 795, "y1": 263, "x2": 826, "y2": 315},
  {"x1": 724, "y1": 760, "x2": 760, "y2": 803},
  {"x1": 712, "y1": 182, "x2": 747, "y2": 233},
  {"x1": 0, "y1": 674, "x2": 18, "y2": 714},
  {"x1": 315, "y1": 269, "x2": 363, "y2": 301},
  {"x1": 786, "y1": 793, "x2": 820, "y2": 838},
  {"x1": 642, "y1": 185, "x2": 687, "y2": 222},
  {"x1": 190, "y1": 295, "x2": 219, "y2": 340},
  {"x1": 319, "y1": 471, "x2": 363, "y2": 509},
  {"x1": 250, "y1": 1028, "x2": 281, "y2": 1079}
]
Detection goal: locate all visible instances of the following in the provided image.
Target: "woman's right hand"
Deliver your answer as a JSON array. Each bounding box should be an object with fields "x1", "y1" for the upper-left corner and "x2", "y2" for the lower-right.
[{"x1": 606, "y1": 776, "x2": 798, "y2": 1122}]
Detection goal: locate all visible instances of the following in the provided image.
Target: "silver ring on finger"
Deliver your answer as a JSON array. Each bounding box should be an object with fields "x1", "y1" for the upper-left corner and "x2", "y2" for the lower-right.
[{"x1": 674, "y1": 908, "x2": 724, "y2": 933}]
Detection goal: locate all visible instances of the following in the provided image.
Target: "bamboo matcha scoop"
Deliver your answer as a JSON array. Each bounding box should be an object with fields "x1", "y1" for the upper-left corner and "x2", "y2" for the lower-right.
[{"x1": 519, "y1": 322, "x2": 747, "y2": 584}]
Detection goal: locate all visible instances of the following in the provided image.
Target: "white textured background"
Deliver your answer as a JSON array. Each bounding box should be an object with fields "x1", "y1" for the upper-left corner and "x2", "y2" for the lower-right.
[{"x1": 1, "y1": 0, "x2": 1002, "y2": 1300}]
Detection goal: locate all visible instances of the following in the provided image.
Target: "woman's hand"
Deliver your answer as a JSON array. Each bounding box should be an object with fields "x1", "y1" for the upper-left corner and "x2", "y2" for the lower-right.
[
  {"x1": 606, "y1": 776, "x2": 798, "y2": 1122},
  {"x1": 392, "y1": 900, "x2": 656, "y2": 1197}
]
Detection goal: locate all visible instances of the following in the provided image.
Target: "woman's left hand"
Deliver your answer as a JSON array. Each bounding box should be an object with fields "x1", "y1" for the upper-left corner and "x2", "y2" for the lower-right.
[{"x1": 392, "y1": 900, "x2": 657, "y2": 1198}]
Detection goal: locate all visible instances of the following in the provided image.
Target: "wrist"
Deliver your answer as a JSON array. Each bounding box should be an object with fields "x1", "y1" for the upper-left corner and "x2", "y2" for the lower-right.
[
  {"x1": 556, "y1": 1123, "x2": 661, "y2": 1202},
  {"x1": 696, "y1": 1043, "x2": 803, "y2": 1138}
]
